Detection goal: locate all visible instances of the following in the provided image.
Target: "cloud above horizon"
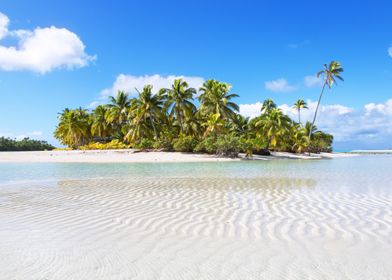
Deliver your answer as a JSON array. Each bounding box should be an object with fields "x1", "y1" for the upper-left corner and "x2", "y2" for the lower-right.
[
  {"x1": 389, "y1": 46, "x2": 392, "y2": 58},
  {"x1": 0, "y1": 11, "x2": 95, "y2": 73},
  {"x1": 265, "y1": 78, "x2": 297, "y2": 92},
  {"x1": 0, "y1": 130, "x2": 43, "y2": 140},
  {"x1": 91, "y1": 74, "x2": 205, "y2": 107},
  {"x1": 239, "y1": 99, "x2": 392, "y2": 148}
]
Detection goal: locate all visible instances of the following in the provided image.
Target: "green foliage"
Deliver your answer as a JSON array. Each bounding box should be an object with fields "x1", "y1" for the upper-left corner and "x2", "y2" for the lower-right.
[
  {"x1": 153, "y1": 138, "x2": 173, "y2": 151},
  {"x1": 195, "y1": 135, "x2": 244, "y2": 157},
  {"x1": 172, "y1": 136, "x2": 198, "y2": 152},
  {"x1": 194, "y1": 136, "x2": 217, "y2": 154},
  {"x1": 215, "y1": 135, "x2": 243, "y2": 157},
  {"x1": 54, "y1": 73, "x2": 339, "y2": 154},
  {"x1": 135, "y1": 139, "x2": 155, "y2": 150},
  {"x1": 0, "y1": 137, "x2": 55, "y2": 151},
  {"x1": 310, "y1": 132, "x2": 333, "y2": 153}
]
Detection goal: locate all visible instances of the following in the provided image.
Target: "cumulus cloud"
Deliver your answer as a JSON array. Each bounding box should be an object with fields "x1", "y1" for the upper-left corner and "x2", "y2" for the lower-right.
[
  {"x1": 304, "y1": 75, "x2": 323, "y2": 88},
  {"x1": 0, "y1": 11, "x2": 95, "y2": 73},
  {"x1": 240, "y1": 99, "x2": 392, "y2": 148},
  {"x1": 91, "y1": 74, "x2": 205, "y2": 107},
  {"x1": 364, "y1": 99, "x2": 392, "y2": 116},
  {"x1": 388, "y1": 46, "x2": 392, "y2": 58},
  {"x1": 265, "y1": 78, "x2": 297, "y2": 92}
]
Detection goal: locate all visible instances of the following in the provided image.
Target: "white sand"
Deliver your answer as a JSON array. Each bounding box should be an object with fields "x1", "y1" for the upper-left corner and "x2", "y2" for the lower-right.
[
  {"x1": 0, "y1": 150, "x2": 356, "y2": 163},
  {"x1": 0, "y1": 176, "x2": 391, "y2": 279},
  {"x1": 0, "y1": 150, "x2": 237, "y2": 163}
]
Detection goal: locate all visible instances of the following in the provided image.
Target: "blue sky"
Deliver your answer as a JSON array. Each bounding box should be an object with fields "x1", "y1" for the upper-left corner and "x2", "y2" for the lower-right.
[{"x1": 1, "y1": 0, "x2": 392, "y2": 150}]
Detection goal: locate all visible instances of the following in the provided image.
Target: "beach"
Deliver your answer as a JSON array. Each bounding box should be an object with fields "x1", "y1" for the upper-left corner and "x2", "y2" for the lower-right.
[
  {"x1": 0, "y1": 155, "x2": 391, "y2": 279},
  {"x1": 0, "y1": 150, "x2": 355, "y2": 163}
]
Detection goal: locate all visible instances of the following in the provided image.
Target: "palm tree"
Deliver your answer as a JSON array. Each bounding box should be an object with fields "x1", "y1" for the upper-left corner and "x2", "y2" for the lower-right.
[
  {"x1": 202, "y1": 113, "x2": 225, "y2": 136},
  {"x1": 293, "y1": 99, "x2": 308, "y2": 124},
  {"x1": 91, "y1": 105, "x2": 112, "y2": 139},
  {"x1": 291, "y1": 124, "x2": 309, "y2": 153},
  {"x1": 198, "y1": 80, "x2": 239, "y2": 121},
  {"x1": 261, "y1": 98, "x2": 277, "y2": 115},
  {"x1": 230, "y1": 113, "x2": 249, "y2": 134},
  {"x1": 54, "y1": 109, "x2": 91, "y2": 148},
  {"x1": 125, "y1": 85, "x2": 164, "y2": 143},
  {"x1": 160, "y1": 79, "x2": 196, "y2": 133},
  {"x1": 182, "y1": 107, "x2": 202, "y2": 138},
  {"x1": 106, "y1": 90, "x2": 132, "y2": 128},
  {"x1": 309, "y1": 61, "x2": 344, "y2": 140},
  {"x1": 256, "y1": 108, "x2": 291, "y2": 150}
]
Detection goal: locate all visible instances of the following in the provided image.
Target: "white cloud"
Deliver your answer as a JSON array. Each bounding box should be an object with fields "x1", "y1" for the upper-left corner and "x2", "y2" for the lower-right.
[
  {"x1": 0, "y1": 12, "x2": 9, "y2": 39},
  {"x1": 265, "y1": 78, "x2": 297, "y2": 92},
  {"x1": 239, "y1": 102, "x2": 263, "y2": 118},
  {"x1": 364, "y1": 99, "x2": 392, "y2": 116},
  {"x1": 304, "y1": 75, "x2": 322, "y2": 88},
  {"x1": 0, "y1": 11, "x2": 95, "y2": 73},
  {"x1": 0, "y1": 130, "x2": 43, "y2": 140},
  {"x1": 388, "y1": 46, "x2": 392, "y2": 58},
  {"x1": 93, "y1": 74, "x2": 205, "y2": 107},
  {"x1": 240, "y1": 99, "x2": 392, "y2": 149}
]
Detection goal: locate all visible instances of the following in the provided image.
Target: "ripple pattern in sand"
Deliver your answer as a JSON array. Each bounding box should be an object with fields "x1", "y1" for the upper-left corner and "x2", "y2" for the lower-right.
[{"x1": 1, "y1": 177, "x2": 392, "y2": 279}]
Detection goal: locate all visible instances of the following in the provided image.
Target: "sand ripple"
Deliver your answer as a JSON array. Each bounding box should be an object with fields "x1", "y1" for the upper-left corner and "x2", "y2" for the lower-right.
[{"x1": 0, "y1": 177, "x2": 391, "y2": 279}]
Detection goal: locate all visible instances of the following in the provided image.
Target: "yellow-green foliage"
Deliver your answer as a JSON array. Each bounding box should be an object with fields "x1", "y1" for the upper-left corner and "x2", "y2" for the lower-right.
[
  {"x1": 53, "y1": 147, "x2": 74, "y2": 151},
  {"x1": 79, "y1": 140, "x2": 130, "y2": 150}
]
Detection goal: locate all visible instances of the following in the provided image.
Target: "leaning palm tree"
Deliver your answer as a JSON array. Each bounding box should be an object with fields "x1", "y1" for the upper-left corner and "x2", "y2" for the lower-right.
[
  {"x1": 309, "y1": 61, "x2": 344, "y2": 140},
  {"x1": 261, "y1": 98, "x2": 277, "y2": 115},
  {"x1": 293, "y1": 99, "x2": 308, "y2": 124},
  {"x1": 160, "y1": 79, "x2": 196, "y2": 134}
]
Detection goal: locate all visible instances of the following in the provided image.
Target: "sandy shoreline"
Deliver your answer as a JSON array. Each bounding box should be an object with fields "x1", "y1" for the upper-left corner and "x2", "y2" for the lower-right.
[
  {"x1": 1, "y1": 164, "x2": 391, "y2": 279},
  {"x1": 0, "y1": 149, "x2": 356, "y2": 163}
]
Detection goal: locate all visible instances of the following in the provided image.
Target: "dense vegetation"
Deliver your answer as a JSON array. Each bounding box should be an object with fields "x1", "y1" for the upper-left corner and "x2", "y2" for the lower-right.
[
  {"x1": 0, "y1": 137, "x2": 55, "y2": 151},
  {"x1": 54, "y1": 62, "x2": 343, "y2": 157}
]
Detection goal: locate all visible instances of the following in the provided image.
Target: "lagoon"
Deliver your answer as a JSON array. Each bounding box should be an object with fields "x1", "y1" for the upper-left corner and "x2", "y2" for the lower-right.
[{"x1": 0, "y1": 155, "x2": 391, "y2": 279}]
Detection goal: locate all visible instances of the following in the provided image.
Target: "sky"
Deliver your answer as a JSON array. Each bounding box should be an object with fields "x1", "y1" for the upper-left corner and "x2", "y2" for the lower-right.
[{"x1": 1, "y1": 0, "x2": 392, "y2": 150}]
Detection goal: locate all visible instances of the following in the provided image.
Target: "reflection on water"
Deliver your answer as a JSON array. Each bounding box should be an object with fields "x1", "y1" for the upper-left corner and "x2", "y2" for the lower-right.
[{"x1": 0, "y1": 155, "x2": 391, "y2": 194}]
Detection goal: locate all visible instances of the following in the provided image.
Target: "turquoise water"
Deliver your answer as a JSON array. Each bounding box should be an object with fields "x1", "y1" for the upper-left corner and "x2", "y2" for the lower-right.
[
  {"x1": 1, "y1": 155, "x2": 391, "y2": 194},
  {"x1": 1, "y1": 155, "x2": 392, "y2": 279}
]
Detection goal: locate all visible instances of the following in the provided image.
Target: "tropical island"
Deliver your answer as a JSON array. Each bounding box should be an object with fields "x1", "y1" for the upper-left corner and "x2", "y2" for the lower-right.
[{"x1": 53, "y1": 61, "x2": 343, "y2": 158}]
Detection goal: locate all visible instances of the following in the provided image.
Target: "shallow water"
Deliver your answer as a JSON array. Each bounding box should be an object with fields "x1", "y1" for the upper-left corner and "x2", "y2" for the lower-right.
[{"x1": 0, "y1": 155, "x2": 391, "y2": 279}]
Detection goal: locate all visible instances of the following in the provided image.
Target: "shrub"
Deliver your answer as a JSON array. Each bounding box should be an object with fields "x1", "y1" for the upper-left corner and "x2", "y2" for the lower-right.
[
  {"x1": 309, "y1": 132, "x2": 333, "y2": 153},
  {"x1": 194, "y1": 136, "x2": 217, "y2": 154},
  {"x1": 215, "y1": 135, "x2": 242, "y2": 157},
  {"x1": 172, "y1": 136, "x2": 198, "y2": 152},
  {"x1": 135, "y1": 139, "x2": 154, "y2": 150},
  {"x1": 79, "y1": 139, "x2": 130, "y2": 150},
  {"x1": 153, "y1": 138, "x2": 173, "y2": 151}
]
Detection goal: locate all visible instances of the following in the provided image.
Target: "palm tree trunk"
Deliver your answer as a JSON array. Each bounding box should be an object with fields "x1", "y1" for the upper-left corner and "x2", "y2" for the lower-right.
[
  {"x1": 149, "y1": 109, "x2": 158, "y2": 139},
  {"x1": 307, "y1": 81, "x2": 326, "y2": 155},
  {"x1": 298, "y1": 108, "x2": 301, "y2": 124},
  {"x1": 265, "y1": 137, "x2": 271, "y2": 150},
  {"x1": 308, "y1": 81, "x2": 326, "y2": 140}
]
